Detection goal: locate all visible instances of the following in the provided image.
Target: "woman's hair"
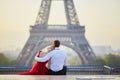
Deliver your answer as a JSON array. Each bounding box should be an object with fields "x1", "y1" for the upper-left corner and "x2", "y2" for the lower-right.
[{"x1": 45, "y1": 46, "x2": 54, "y2": 53}]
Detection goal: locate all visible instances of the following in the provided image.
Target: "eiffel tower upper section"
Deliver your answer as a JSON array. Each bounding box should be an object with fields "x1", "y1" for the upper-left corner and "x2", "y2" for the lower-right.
[{"x1": 31, "y1": 0, "x2": 83, "y2": 30}]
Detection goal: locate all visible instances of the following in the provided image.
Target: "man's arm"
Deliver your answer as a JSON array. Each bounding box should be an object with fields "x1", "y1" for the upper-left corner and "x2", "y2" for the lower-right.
[{"x1": 35, "y1": 52, "x2": 52, "y2": 62}]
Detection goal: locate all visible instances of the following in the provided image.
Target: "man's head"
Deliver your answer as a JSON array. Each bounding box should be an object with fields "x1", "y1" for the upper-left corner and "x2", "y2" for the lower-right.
[{"x1": 52, "y1": 40, "x2": 60, "y2": 48}]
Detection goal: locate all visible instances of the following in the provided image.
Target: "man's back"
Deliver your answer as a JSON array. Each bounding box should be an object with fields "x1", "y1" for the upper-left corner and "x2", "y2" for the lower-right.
[{"x1": 50, "y1": 48, "x2": 67, "y2": 71}]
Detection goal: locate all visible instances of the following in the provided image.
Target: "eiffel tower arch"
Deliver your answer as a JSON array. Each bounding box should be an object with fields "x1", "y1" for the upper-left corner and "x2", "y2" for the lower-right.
[{"x1": 17, "y1": 0, "x2": 96, "y2": 66}]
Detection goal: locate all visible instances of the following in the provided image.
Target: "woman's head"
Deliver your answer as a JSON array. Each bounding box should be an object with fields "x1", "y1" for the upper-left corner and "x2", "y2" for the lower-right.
[{"x1": 45, "y1": 46, "x2": 54, "y2": 53}]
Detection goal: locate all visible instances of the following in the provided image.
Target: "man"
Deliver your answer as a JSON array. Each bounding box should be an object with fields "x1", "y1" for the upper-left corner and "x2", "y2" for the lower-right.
[{"x1": 35, "y1": 40, "x2": 67, "y2": 75}]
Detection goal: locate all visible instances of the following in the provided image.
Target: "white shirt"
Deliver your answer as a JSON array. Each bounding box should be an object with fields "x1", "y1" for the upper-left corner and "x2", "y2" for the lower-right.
[{"x1": 35, "y1": 47, "x2": 67, "y2": 72}]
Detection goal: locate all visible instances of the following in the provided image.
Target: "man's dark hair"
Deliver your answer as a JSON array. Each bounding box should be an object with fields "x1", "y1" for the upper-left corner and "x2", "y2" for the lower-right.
[{"x1": 54, "y1": 40, "x2": 60, "y2": 47}]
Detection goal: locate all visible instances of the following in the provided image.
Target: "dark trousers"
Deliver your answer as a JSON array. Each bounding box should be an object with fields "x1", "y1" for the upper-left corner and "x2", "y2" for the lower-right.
[{"x1": 48, "y1": 66, "x2": 67, "y2": 75}]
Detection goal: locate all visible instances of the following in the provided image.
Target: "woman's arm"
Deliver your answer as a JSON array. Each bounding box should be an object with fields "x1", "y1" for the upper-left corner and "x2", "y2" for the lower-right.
[
  {"x1": 37, "y1": 51, "x2": 41, "y2": 57},
  {"x1": 46, "y1": 60, "x2": 51, "y2": 69}
]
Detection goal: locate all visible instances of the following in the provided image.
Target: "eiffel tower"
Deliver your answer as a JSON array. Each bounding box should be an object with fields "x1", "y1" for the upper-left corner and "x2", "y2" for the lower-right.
[{"x1": 17, "y1": 0, "x2": 96, "y2": 66}]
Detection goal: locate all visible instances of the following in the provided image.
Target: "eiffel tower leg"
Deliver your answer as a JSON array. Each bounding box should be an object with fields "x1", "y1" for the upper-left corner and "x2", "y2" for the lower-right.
[
  {"x1": 35, "y1": 0, "x2": 51, "y2": 25},
  {"x1": 17, "y1": 35, "x2": 44, "y2": 66},
  {"x1": 72, "y1": 36, "x2": 96, "y2": 64},
  {"x1": 64, "y1": 0, "x2": 80, "y2": 25}
]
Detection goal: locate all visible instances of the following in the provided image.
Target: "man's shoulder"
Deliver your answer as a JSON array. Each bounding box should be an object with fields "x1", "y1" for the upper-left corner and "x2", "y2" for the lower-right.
[
  {"x1": 59, "y1": 50, "x2": 67, "y2": 55},
  {"x1": 51, "y1": 49, "x2": 66, "y2": 54}
]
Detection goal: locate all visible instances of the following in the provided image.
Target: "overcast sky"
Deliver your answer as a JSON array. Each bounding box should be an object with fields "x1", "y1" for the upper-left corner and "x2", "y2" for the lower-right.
[{"x1": 0, "y1": 0, "x2": 120, "y2": 51}]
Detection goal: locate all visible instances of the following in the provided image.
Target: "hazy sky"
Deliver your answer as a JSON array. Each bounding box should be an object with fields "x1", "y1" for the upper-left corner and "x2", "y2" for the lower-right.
[{"x1": 0, "y1": 0, "x2": 120, "y2": 51}]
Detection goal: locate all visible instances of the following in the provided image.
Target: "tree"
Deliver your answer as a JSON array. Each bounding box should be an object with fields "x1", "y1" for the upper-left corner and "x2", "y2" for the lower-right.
[
  {"x1": 0, "y1": 53, "x2": 9, "y2": 66},
  {"x1": 94, "y1": 57, "x2": 105, "y2": 65},
  {"x1": 94, "y1": 54, "x2": 120, "y2": 66},
  {"x1": 104, "y1": 54, "x2": 120, "y2": 66},
  {"x1": 10, "y1": 60, "x2": 18, "y2": 66}
]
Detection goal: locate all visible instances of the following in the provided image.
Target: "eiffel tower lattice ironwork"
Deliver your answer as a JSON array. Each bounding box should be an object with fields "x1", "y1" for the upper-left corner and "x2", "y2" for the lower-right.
[{"x1": 17, "y1": 0, "x2": 96, "y2": 66}]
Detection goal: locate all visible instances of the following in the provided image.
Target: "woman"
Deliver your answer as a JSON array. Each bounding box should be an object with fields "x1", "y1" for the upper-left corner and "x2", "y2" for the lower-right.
[{"x1": 19, "y1": 46, "x2": 54, "y2": 75}]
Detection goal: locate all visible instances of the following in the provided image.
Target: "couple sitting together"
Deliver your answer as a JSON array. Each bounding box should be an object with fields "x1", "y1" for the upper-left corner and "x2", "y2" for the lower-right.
[{"x1": 19, "y1": 40, "x2": 67, "y2": 75}]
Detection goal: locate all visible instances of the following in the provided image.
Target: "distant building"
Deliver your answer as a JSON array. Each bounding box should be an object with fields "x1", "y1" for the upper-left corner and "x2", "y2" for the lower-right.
[
  {"x1": 92, "y1": 46, "x2": 114, "y2": 57},
  {"x1": 116, "y1": 49, "x2": 120, "y2": 53},
  {"x1": 114, "y1": 49, "x2": 120, "y2": 56}
]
